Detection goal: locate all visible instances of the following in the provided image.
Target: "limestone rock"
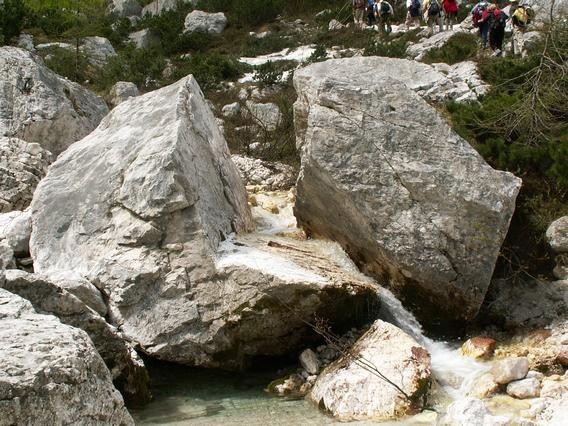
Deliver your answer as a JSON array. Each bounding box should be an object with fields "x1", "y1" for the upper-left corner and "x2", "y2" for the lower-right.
[
  {"x1": 468, "y1": 373, "x2": 499, "y2": 399},
  {"x1": 491, "y1": 357, "x2": 530, "y2": 385},
  {"x1": 142, "y1": 0, "x2": 195, "y2": 16},
  {"x1": 1, "y1": 270, "x2": 151, "y2": 406},
  {"x1": 0, "y1": 137, "x2": 51, "y2": 213},
  {"x1": 17, "y1": 33, "x2": 35, "y2": 52},
  {"x1": 309, "y1": 320, "x2": 431, "y2": 421},
  {"x1": 445, "y1": 398, "x2": 510, "y2": 426},
  {"x1": 222, "y1": 102, "x2": 241, "y2": 117},
  {"x1": 547, "y1": 216, "x2": 568, "y2": 253},
  {"x1": 109, "y1": 0, "x2": 142, "y2": 17},
  {"x1": 406, "y1": 28, "x2": 469, "y2": 61},
  {"x1": 80, "y1": 36, "x2": 117, "y2": 67},
  {"x1": 0, "y1": 288, "x2": 134, "y2": 425},
  {"x1": 0, "y1": 209, "x2": 31, "y2": 255},
  {"x1": 299, "y1": 348, "x2": 320, "y2": 375},
  {"x1": 461, "y1": 336, "x2": 497, "y2": 360},
  {"x1": 507, "y1": 378, "x2": 541, "y2": 399},
  {"x1": 293, "y1": 57, "x2": 521, "y2": 322},
  {"x1": 328, "y1": 19, "x2": 346, "y2": 31},
  {"x1": 184, "y1": 10, "x2": 227, "y2": 34},
  {"x1": 0, "y1": 240, "x2": 15, "y2": 269},
  {"x1": 128, "y1": 28, "x2": 157, "y2": 49},
  {"x1": 0, "y1": 47, "x2": 109, "y2": 156},
  {"x1": 231, "y1": 155, "x2": 297, "y2": 190},
  {"x1": 110, "y1": 81, "x2": 140, "y2": 107},
  {"x1": 245, "y1": 101, "x2": 282, "y2": 131}
]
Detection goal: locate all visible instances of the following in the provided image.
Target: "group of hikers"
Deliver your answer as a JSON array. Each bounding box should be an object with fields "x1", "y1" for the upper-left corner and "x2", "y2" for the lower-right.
[{"x1": 351, "y1": 0, "x2": 535, "y2": 57}]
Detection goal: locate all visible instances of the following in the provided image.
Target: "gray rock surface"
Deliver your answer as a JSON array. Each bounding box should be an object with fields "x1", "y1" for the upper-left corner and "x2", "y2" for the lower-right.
[
  {"x1": 0, "y1": 240, "x2": 15, "y2": 269},
  {"x1": 222, "y1": 102, "x2": 241, "y2": 117},
  {"x1": 109, "y1": 0, "x2": 142, "y2": 17},
  {"x1": 142, "y1": 0, "x2": 195, "y2": 16},
  {"x1": 0, "y1": 47, "x2": 109, "y2": 156},
  {"x1": 0, "y1": 137, "x2": 51, "y2": 213},
  {"x1": 245, "y1": 101, "x2": 282, "y2": 131},
  {"x1": 80, "y1": 36, "x2": 117, "y2": 67},
  {"x1": 17, "y1": 33, "x2": 35, "y2": 52},
  {"x1": 406, "y1": 28, "x2": 469, "y2": 61},
  {"x1": 1, "y1": 270, "x2": 151, "y2": 406},
  {"x1": 231, "y1": 155, "x2": 297, "y2": 190},
  {"x1": 309, "y1": 320, "x2": 431, "y2": 420},
  {"x1": 128, "y1": 28, "x2": 156, "y2": 49},
  {"x1": 184, "y1": 10, "x2": 228, "y2": 34},
  {"x1": 110, "y1": 81, "x2": 140, "y2": 107},
  {"x1": 445, "y1": 398, "x2": 510, "y2": 426},
  {"x1": 0, "y1": 288, "x2": 134, "y2": 425},
  {"x1": 0, "y1": 209, "x2": 31, "y2": 255},
  {"x1": 299, "y1": 348, "x2": 320, "y2": 375},
  {"x1": 293, "y1": 57, "x2": 521, "y2": 322},
  {"x1": 328, "y1": 19, "x2": 346, "y2": 31},
  {"x1": 547, "y1": 216, "x2": 568, "y2": 253},
  {"x1": 491, "y1": 357, "x2": 530, "y2": 384}
]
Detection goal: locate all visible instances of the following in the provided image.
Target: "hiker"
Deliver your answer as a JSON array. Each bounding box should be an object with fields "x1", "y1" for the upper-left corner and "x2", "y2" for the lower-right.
[
  {"x1": 510, "y1": 0, "x2": 533, "y2": 57},
  {"x1": 375, "y1": 0, "x2": 394, "y2": 35},
  {"x1": 352, "y1": 0, "x2": 366, "y2": 29},
  {"x1": 367, "y1": 0, "x2": 377, "y2": 26},
  {"x1": 472, "y1": 1, "x2": 490, "y2": 48},
  {"x1": 406, "y1": 0, "x2": 422, "y2": 30},
  {"x1": 442, "y1": 0, "x2": 459, "y2": 31},
  {"x1": 487, "y1": 2, "x2": 508, "y2": 56},
  {"x1": 423, "y1": 0, "x2": 444, "y2": 36}
]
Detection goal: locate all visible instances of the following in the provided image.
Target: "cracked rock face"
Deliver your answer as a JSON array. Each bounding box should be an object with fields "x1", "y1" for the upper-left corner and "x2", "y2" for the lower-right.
[
  {"x1": 293, "y1": 57, "x2": 522, "y2": 323},
  {"x1": 309, "y1": 320, "x2": 431, "y2": 420},
  {"x1": 0, "y1": 47, "x2": 109, "y2": 156},
  {"x1": 0, "y1": 137, "x2": 51, "y2": 213},
  {"x1": 0, "y1": 288, "x2": 134, "y2": 425}
]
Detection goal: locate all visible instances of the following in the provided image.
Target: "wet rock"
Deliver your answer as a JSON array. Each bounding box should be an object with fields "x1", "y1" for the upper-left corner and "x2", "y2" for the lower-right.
[
  {"x1": 445, "y1": 398, "x2": 509, "y2": 426},
  {"x1": 293, "y1": 57, "x2": 521, "y2": 322},
  {"x1": 299, "y1": 348, "x2": 320, "y2": 375},
  {"x1": 231, "y1": 155, "x2": 296, "y2": 190},
  {"x1": 0, "y1": 47, "x2": 109, "y2": 156},
  {"x1": 110, "y1": 81, "x2": 140, "y2": 107},
  {"x1": 1, "y1": 270, "x2": 151, "y2": 406},
  {"x1": 80, "y1": 36, "x2": 117, "y2": 67},
  {"x1": 468, "y1": 373, "x2": 499, "y2": 399},
  {"x1": 547, "y1": 216, "x2": 568, "y2": 253},
  {"x1": 0, "y1": 137, "x2": 51, "y2": 213},
  {"x1": 461, "y1": 336, "x2": 497, "y2": 359},
  {"x1": 128, "y1": 28, "x2": 157, "y2": 49},
  {"x1": 491, "y1": 357, "x2": 530, "y2": 385},
  {"x1": 309, "y1": 320, "x2": 431, "y2": 421},
  {"x1": 184, "y1": 10, "x2": 227, "y2": 34},
  {"x1": 0, "y1": 288, "x2": 134, "y2": 425},
  {"x1": 109, "y1": 0, "x2": 142, "y2": 17},
  {"x1": 269, "y1": 374, "x2": 306, "y2": 397},
  {"x1": 507, "y1": 378, "x2": 541, "y2": 399}
]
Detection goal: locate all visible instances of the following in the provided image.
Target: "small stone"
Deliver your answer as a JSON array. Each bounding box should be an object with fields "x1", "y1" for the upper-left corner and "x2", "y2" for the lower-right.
[
  {"x1": 507, "y1": 378, "x2": 541, "y2": 399},
  {"x1": 299, "y1": 348, "x2": 320, "y2": 375},
  {"x1": 461, "y1": 336, "x2": 497, "y2": 359},
  {"x1": 491, "y1": 357, "x2": 530, "y2": 384},
  {"x1": 468, "y1": 373, "x2": 499, "y2": 399}
]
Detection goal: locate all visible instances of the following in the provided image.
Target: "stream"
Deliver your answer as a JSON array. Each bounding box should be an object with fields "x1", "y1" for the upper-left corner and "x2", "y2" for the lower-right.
[{"x1": 132, "y1": 190, "x2": 490, "y2": 424}]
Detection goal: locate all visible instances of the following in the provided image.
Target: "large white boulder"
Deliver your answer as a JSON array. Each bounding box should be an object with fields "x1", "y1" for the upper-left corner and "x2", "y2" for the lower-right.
[
  {"x1": 0, "y1": 47, "x2": 109, "y2": 156},
  {"x1": 128, "y1": 28, "x2": 157, "y2": 49},
  {"x1": 142, "y1": 0, "x2": 195, "y2": 16},
  {"x1": 1, "y1": 270, "x2": 151, "y2": 406},
  {"x1": 0, "y1": 137, "x2": 51, "y2": 213},
  {"x1": 184, "y1": 10, "x2": 228, "y2": 34},
  {"x1": 231, "y1": 155, "x2": 296, "y2": 190},
  {"x1": 547, "y1": 216, "x2": 568, "y2": 253},
  {"x1": 0, "y1": 288, "x2": 134, "y2": 425},
  {"x1": 245, "y1": 101, "x2": 282, "y2": 131},
  {"x1": 293, "y1": 57, "x2": 522, "y2": 322},
  {"x1": 0, "y1": 209, "x2": 31, "y2": 255},
  {"x1": 80, "y1": 36, "x2": 117, "y2": 67},
  {"x1": 110, "y1": 81, "x2": 140, "y2": 107},
  {"x1": 309, "y1": 320, "x2": 431, "y2": 420}
]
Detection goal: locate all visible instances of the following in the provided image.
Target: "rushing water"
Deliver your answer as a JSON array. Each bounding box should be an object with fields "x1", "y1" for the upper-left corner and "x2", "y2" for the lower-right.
[{"x1": 134, "y1": 190, "x2": 489, "y2": 424}]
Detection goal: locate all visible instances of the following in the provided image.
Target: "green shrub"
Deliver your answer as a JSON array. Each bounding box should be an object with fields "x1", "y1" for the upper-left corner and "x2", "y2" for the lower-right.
[
  {"x1": 170, "y1": 53, "x2": 249, "y2": 90},
  {"x1": 240, "y1": 32, "x2": 291, "y2": 57},
  {"x1": 0, "y1": 0, "x2": 28, "y2": 45},
  {"x1": 101, "y1": 46, "x2": 167, "y2": 90},
  {"x1": 422, "y1": 32, "x2": 478, "y2": 65},
  {"x1": 231, "y1": 0, "x2": 281, "y2": 28},
  {"x1": 44, "y1": 47, "x2": 90, "y2": 83},
  {"x1": 364, "y1": 37, "x2": 408, "y2": 58}
]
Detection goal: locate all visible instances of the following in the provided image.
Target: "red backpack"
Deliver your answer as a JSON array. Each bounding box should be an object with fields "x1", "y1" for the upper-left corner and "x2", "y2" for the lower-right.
[{"x1": 472, "y1": 2, "x2": 488, "y2": 27}]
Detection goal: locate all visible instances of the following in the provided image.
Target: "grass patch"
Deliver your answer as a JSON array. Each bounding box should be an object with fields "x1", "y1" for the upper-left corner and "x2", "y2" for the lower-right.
[{"x1": 422, "y1": 32, "x2": 479, "y2": 65}]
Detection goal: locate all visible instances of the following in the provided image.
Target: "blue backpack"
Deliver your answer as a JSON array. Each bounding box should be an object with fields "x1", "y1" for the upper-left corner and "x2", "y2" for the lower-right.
[{"x1": 428, "y1": 0, "x2": 441, "y2": 16}]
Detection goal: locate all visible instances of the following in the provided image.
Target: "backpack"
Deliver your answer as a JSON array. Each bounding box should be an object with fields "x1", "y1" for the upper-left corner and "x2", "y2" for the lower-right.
[
  {"x1": 428, "y1": 0, "x2": 441, "y2": 16},
  {"x1": 512, "y1": 6, "x2": 534, "y2": 26},
  {"x1": 380, "y1": 1, "x2": 391, "y2": 14},
  {"x1": 491, "y1": 9, "x2": 508, "y2": 29},
  {"x1": 472, "y1": 2, "x2": 488, "y2": 27},
  {"x1": 353, "y1": 0, "x2": 365, "y2": 7},
  {"x1": 409, "y1": 0, "x2": 421, "y2": 16}
]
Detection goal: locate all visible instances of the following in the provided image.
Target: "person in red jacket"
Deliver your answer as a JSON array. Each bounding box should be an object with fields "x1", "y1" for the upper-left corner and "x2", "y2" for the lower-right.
[{"x1": 442, "y1": 0, "x2": 459, "y2": 30}]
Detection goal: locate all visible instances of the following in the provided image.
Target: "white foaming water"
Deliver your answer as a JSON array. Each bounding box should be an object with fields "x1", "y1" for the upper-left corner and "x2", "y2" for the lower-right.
[{"x1": 376, "y1": 286, "x2": 489, "y2": 399}]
